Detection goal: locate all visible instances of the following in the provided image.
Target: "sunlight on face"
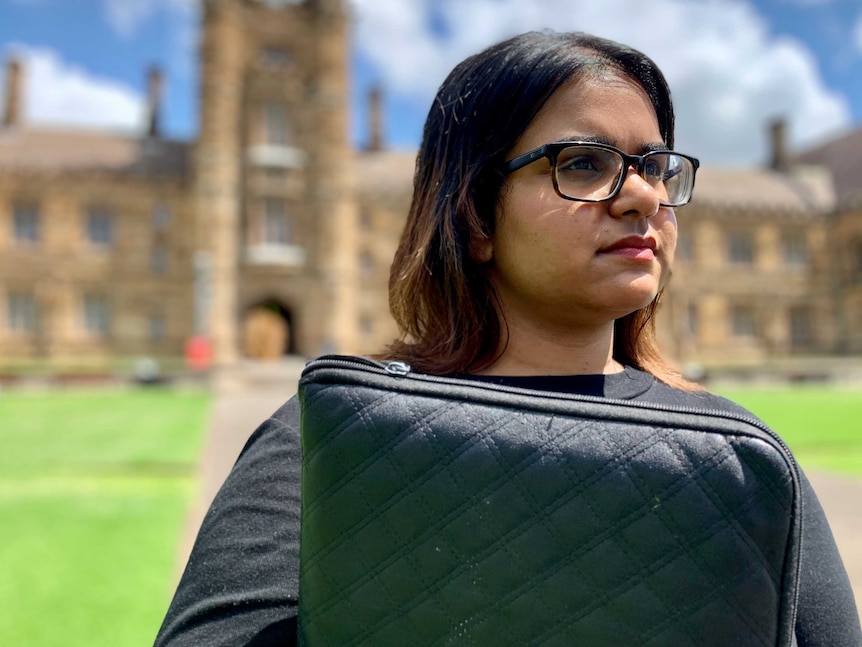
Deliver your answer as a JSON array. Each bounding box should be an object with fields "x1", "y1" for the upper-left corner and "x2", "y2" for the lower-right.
[{"x1": 480, "y1": 73, "x2": 677, "y2": 339}]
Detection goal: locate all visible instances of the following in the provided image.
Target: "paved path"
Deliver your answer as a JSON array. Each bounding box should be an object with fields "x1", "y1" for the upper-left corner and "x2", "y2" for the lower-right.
[{"x1": 176, "y1": 362, "x2": 862, "y2": 621}]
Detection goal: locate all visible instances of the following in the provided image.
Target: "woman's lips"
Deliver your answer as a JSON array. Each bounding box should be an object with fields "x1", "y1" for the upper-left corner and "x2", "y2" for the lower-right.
[{"x1": 599, "y1": 236, "x2": 657, "y2": 261}]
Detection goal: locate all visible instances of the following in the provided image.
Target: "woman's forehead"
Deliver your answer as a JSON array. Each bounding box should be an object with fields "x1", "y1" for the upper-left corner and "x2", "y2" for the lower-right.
[{"x1": 513, "y1": 74, "x2": 663, "y2": 153}]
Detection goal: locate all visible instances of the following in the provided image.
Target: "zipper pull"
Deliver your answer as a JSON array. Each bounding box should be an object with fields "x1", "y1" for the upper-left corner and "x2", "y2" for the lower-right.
[{"x1": 385, "y1": 360, "x2": 411, "y2": 376}]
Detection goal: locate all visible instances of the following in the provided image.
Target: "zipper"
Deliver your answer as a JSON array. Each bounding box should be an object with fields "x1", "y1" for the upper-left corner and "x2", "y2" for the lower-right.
[
  {"x1": 384, "y1": 360, "x2": 411, "y2": 376},
  {"x1": 303, "y1": 354, "x2": 798, "y2": 468}
]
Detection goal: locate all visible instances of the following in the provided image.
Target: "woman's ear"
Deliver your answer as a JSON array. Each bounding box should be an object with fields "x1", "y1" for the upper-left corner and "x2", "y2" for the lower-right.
[{"x1": 470, "y1": 233, "x2": 494, "y2": 264}]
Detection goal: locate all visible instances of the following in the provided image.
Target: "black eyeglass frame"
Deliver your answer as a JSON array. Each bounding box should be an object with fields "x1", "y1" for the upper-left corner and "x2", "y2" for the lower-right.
[{"x1": 502, "y1": 141, "x2": 701, "y2": 207}]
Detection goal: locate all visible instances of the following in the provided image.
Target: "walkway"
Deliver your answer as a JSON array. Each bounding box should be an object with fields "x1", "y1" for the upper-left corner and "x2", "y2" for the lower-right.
[{"x1": 177, "y1": 360, "x2": 862, "y2": 620}]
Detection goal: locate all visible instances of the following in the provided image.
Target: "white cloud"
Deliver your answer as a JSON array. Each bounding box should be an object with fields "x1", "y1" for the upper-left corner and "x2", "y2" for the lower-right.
[
  {"x1": 351, "y1": 0, "x2": 851, "y2": 165},
  {"x1": 103, "y1": 0, "x2": 156, "y2": 38},
  {"x1": 778, "y1": 0, "x2": 833, "y2": 5},
  {"x1": 1, "y1": 45, "x2": 145, "y2": 132},
  {"x1": 0, "y1": 1, "x2": 201, "y2": 134},
  {"x1": 102, "y1": 0, "x2": 197, "y2": 38},
  {"x1": 101, "y1": 0, "x2": 199, "y2": 78}
]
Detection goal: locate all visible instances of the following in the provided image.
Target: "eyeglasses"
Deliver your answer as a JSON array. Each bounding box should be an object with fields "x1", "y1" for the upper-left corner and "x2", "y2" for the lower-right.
[{"x1": 502, "y1": 141, "x2": 700, "y2": 207}]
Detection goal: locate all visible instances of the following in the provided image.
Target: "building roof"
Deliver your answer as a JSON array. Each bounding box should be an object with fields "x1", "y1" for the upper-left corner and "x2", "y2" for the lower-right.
[
  {"x1": 0, "y1": 126, "x2": 190, "y2": 177},
  {"x1": 794, "y1": 125, "x2": 862, "y2": 209},
  {"x1": 688, "y1": 165, "x2": 834, "y2": 215},
  {"x1": 355, "y1": 149, "x2": 416, "y2": 201}
]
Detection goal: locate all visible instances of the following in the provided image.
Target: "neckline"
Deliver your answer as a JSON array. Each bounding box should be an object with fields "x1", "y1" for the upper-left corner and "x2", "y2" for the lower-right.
[{"x1": 455, "y1": 365, "x2": 655, "y2": 400}]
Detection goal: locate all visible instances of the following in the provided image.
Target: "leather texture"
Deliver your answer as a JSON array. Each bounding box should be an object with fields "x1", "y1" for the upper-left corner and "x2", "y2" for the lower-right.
[{"x1": 297, "y1": 357, "x2": 802, "y2": 647}]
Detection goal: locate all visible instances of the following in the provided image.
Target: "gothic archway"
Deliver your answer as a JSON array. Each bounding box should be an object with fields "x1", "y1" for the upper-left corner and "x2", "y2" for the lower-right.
[{"x1": 242, "y1": 299, "x2": 294, "y2": 359}]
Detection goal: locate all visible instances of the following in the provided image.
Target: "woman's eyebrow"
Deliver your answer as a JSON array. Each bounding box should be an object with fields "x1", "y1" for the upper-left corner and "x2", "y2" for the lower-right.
[
  {"x1": 642, "y1": 141, "x2": 670, "y2": 153},
  {"x1": 552, "y1": 134, "x2": 613, "y2": 145},
  {"x1": 552, "y1": 135, "x2": 670, "y2": 152}
]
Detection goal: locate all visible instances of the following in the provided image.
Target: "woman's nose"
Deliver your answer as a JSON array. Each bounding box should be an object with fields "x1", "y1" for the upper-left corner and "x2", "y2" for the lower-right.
[{"x1": 608, "y1": 168, "x2": 661, "y2": 219}]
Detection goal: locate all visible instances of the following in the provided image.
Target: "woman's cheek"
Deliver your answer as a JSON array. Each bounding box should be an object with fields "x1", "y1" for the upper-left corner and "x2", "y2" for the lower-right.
[{"x1": 662, "y1": 210, "x2": 678, "y2": 263}]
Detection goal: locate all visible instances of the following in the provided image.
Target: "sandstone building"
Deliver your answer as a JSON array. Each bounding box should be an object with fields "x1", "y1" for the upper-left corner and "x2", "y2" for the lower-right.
[{"x1": 0, "y1": 0, "x2": 860, "y2": 377}]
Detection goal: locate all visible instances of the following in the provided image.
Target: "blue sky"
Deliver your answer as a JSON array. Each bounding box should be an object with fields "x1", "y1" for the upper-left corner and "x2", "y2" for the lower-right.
[{"x1": 1, "y1": 0, "x2": 861, "y2": 166}]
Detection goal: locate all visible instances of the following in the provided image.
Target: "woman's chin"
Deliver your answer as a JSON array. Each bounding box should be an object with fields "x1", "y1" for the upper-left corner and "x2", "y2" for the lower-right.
[{"x1": 604, "y1": 285, "x2": 660, "y2": 317}]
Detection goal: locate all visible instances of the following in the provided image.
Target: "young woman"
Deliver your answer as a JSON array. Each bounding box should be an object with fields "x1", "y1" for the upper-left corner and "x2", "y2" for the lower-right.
[{"x1": 154, "y1": 31, "x2": 861, "y2": 647}]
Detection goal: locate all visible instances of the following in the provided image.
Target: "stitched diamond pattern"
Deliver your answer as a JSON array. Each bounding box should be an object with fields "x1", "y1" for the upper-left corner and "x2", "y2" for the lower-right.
[{"x1": 298, "y1": 380, "x2": 797, "y2": 647}]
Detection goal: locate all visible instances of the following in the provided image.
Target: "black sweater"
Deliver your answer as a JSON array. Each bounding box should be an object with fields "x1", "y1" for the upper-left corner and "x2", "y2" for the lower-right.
[{"x1": 153, "y1": 367, "x2": 862, "y2": 646}]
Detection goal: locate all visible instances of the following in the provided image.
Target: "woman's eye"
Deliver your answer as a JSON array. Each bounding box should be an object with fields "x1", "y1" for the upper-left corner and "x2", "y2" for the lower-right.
[
  {"x1": 644, "y1": 159, "x2": 666, "y2": 179},
  {"x1": 560, "y1": 154, "x2": 603, "y2": 173}
]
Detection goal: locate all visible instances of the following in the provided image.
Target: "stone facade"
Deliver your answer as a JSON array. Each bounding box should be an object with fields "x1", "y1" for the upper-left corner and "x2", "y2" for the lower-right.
[
  {"x1": 0, "y1": 0, "x2": 860, "y2": 376},
  {"x1": 196, "y1": 0, "x2": 360, "y2": 365},
  {"x1": 659, "y1": 161, "x2": 837, "y2": 371},
  {"x1": 0, "y1": 0, "x2": 379, "y2": 372},
  {"x1": 832, "y1": 204, "x2": 862, "y2": 353},
  {"x1": 795, "y1": 126, "x2": 862, "y2": 357},
  {"x1": 0, "y1": 133, "x2": 194, "y2": 369}
]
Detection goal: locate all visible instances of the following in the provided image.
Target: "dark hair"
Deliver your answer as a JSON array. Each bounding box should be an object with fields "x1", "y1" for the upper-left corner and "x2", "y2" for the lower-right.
[{"x1": 384, "y1": 30, "x2": 694, "y2": 389}]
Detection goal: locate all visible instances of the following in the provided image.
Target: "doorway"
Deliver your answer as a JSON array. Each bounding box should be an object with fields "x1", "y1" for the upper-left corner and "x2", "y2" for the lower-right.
[{"x1": 242, "y1": 300, "x2": 294, "y2": 359}]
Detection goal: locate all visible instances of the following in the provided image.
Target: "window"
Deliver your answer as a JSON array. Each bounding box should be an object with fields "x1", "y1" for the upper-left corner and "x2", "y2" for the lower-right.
[
  {"x1": 13, "y1": 204, "x2": 39, "y2": 243},
  {"x1": 731, "y1": 305, "x2": 757, "y2": 337},
  {"x1": 851, "y1": 241, "x2": 862, "y2": 281},
  {"x1": 83, "y1": 294, "x2": 111, "y2": 336},
  {"x1": 264, "y1": 198, "x2": 292, "y2": 244},
  {"x1": 150, "y1": 243, "x2": 169, "y2": 274},
  {"x1": 728, "y1": 231, "x2": 754, "y2": 265},
  {"x1": 789, "y1": 306, "x2": 812, "y2": 347},
  {"x1": 686, "y1": 303, "x2": 698, "y2": 337},
  {"x1": 149, "y1": 314, "x2": 166, "y2": 342},
  {"x1": 8, "y1": 292, "x2": 38, "y2": 333},
  {"x1": 782, "y1": 232, "x2": 807, "y2": 268},
  {"x1": 87, "y1": 209, "x2": 114, "y2": 246},
  {"x1": 152, "y1": 203, "x2": 171, "y2": 230},
  {"x1": 264, "y1": 102, "x2": 290, "y2": 146},
  {"x1": 259, "y1": 46, "x2": 291, "y2": 68},
  {"x1": 359, "y1": 250, "x2": 374, "y2": 280}
]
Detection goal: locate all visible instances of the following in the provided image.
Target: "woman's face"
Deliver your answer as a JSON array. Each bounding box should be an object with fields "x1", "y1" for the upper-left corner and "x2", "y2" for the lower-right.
[{"x1": 476, "y1": 73, "x2": 677, "y2": 334}]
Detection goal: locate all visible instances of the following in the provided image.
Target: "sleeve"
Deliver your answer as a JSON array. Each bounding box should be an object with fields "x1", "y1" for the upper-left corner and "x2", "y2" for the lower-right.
[
  {"x1": 794, "y1": 469, "x2": 862, "y2": 647},
  {"x1": 153, "y1": 396, "x2": 302, "y2": 647}
]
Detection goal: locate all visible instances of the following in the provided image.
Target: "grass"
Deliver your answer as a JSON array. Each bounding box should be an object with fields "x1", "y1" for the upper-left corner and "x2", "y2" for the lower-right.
[
  {"x1": 0, "y1": 387, "x2": 211, "y2": 647},
  {"x1": 715, "y1": 385, "x2": 862, "y2": 476},
  {"x1": 0, "y1": 383, "x2": 859, "y2": 645}
]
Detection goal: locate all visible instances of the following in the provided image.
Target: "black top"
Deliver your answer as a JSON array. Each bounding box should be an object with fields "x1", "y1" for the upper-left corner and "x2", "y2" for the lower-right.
[{"x1": 153, "y1": 367, "x2": 862, "y2": 646}]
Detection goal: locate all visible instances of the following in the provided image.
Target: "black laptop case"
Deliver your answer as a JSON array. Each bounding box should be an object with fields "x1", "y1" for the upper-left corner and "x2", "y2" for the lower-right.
[{"x1": 297, "y1": 356, "x2": 801, "y2": 646}]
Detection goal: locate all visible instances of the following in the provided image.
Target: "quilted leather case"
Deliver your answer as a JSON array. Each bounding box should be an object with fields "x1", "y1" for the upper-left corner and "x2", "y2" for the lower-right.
[{"x1": 297, "y1": 356, "x2": 801, "y2": 647}]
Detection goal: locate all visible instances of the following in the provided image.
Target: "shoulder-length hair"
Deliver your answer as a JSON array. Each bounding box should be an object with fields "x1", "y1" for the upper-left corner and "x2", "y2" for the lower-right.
[{"x1": 383, "y1": 30, "x2": 695, "y2": 390}]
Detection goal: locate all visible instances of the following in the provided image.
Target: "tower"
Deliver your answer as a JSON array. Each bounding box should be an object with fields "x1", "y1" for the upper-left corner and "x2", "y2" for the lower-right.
[{"x1": 194, "y1": 0, "x2": 357, "y2": 364}]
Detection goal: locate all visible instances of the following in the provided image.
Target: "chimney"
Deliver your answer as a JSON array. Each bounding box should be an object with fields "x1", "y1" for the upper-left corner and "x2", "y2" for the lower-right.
[
  {"x1": 3, "y1": 57, "x2": 23, "y2": 128},
  {"x1": 769, "y1": 117, "x2": 789, "y2": 173},
  {"x1": 366, "y1": 85, "x2": 384, "y2": 152},
  {"x1": 147, "y1": 65, "x2": 163, "y2": 138}
]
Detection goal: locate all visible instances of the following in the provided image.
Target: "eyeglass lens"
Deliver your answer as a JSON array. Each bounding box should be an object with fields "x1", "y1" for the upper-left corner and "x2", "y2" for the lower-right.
[{"x1": 554, "y1": 146, "x2": 693, "y2": 205}]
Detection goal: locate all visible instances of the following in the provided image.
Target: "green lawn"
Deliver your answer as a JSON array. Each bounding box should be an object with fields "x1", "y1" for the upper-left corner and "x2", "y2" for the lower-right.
[
  {"x1": 1, "y1": 383, "x2": 859, "y2": 645},
  {"x1": 0, "y1": 388, "x2": 210, "y2": 647},
  {"x1": 716, "y1": 385, "x2": 862, "y2": 476}
]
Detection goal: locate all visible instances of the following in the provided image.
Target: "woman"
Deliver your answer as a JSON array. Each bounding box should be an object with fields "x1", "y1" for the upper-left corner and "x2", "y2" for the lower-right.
[{"x1": 154, "y1": 31, "x2": 861, "y2": 646}]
